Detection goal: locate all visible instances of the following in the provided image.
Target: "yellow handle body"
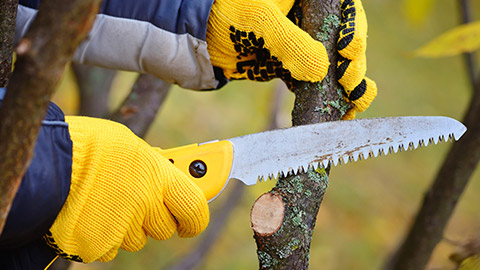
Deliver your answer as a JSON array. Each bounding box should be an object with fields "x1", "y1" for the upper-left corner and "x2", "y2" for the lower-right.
[{"x1": 160, "y1": 140, "x2": 234, "y2": 201}]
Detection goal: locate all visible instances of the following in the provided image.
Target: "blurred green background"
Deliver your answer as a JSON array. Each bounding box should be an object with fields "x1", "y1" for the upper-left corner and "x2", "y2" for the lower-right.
[{"x1": 50, "y1": 0, "x2": 480, "y2": 269}]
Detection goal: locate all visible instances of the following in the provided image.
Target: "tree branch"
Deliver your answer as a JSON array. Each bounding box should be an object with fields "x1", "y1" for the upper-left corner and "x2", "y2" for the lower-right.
[
  {"x1": 385, "y1": 0, "x2": 480, "y2": 268},
  {"x1": 71, "y1": 63, "x2": 116, "y2": 117},
  {"x1": 0, "y1": 0, "x2": 101, "y2": 234},
  {"x1": 458, "y1": 0, "x2": 477, "y2": 89},
  {"x1": 251, "y1": 0, "x2": 348, "y2": 268},
  {"x1": 110, "y1": 73, "x2": 170, "y2": 137}
]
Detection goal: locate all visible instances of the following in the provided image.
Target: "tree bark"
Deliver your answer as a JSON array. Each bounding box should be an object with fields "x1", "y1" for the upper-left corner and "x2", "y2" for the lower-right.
[
  {"x1": 0, "y1": 0, "x2": 17, "y2": 87},
  {"x1": 110, "y1": 73, "x2": 170, "y2": 137},
  {"x1": 385, "y1": 0, "x2": 480, "y2": 269},
  {"x1": 0, "y1": 0, "x2": 101, "y2": 234},
  {"x1": 251, "y1": 0, "x2": 349, "y2": 269}
]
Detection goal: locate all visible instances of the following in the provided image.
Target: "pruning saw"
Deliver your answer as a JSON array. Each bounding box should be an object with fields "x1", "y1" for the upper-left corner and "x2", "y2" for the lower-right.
[{"x1": 159, "y1": 116, "x2": 467, "y2": 201}]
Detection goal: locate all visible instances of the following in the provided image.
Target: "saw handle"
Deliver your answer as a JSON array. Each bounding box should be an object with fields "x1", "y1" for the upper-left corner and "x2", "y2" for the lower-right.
[{"x1": 159, "y1": 140, "x2": 234, "y2": 201}]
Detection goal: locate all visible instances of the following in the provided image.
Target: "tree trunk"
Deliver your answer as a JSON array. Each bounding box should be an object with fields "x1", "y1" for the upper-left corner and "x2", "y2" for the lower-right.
[
  {"x1": 0, "y1": 0, "x2": 101, "y2": 234},
  {"x1": 251, "y1": 0, "x2": 350, "y2": 269}
]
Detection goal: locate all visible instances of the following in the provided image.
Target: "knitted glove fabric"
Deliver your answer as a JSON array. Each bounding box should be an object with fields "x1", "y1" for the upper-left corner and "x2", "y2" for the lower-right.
[
  {"x1": 206, "y1": 0, "x2": 376, "y2": 119},
  {"x1": 336, "y1": 0, "x2": 377, "y2": 119},
  {"x1": 206, "y1": 0, "x2": 329, "y2": 86},
  {"x1": 44, "y1": 117, "x2": 209, "y2": 263}
]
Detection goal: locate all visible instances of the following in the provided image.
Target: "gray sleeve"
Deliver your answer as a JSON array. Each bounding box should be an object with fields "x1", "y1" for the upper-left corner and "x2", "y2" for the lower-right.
[{"x1": 15, "y1": 5, "x2": 219, "y2": 90}]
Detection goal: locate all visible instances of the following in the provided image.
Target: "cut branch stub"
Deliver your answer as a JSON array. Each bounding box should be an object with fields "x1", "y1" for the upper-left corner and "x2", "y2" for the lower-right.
[{"x1": 251, "y1": 193, "x2": 285, "y2": 236}]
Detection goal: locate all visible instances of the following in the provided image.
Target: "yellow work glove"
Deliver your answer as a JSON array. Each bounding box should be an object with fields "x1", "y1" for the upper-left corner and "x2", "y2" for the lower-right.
[
  {"x1": 336, "y1": 0, "x2": 377, "y2": 119},
  {"x1": 43, "y1": 116, "x2": 209, "y2": 263},
  {"x1": 206, "y1": 0, "x2": 330, "y2": 86},
  {"x1": 206, "y1": 0, "x2": 376, "y2": 119}
]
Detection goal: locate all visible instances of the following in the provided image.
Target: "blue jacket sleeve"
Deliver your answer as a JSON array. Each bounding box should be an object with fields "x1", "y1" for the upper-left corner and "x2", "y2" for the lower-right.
[
  {"x1": 16, "y1": 0, "x2": 228, "y2": 90},
  {"x1": 0, "y1": 88, "x2": 72, "y2": 268}
]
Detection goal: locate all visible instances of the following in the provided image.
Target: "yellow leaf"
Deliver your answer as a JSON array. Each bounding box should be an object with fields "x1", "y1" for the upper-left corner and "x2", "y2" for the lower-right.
[
  {"x1": 412, "y1": 21, "x2": 480, "y2": 58},
  {"x1": 459, "y1": 255, "x2": 480, "y2": 270},
  {"x1": 403, "y1": 0, "x2": 435, "y2": 26}
]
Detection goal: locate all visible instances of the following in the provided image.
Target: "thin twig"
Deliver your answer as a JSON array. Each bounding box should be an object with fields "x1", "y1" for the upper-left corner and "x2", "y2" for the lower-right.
[{"x1": 458, "y1": 0, "x2": 477, "y2": 91}]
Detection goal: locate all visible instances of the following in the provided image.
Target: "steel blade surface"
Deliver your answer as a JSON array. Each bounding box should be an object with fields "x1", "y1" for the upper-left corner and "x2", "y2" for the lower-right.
[{"x1": 226, "y1": 116, "x2": 466, "y2": 185}]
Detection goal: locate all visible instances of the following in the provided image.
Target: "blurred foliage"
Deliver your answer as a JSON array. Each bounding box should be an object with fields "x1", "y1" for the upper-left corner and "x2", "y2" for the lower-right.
[
  {"x1": 48, "y1": 0, "x2": 480, "y2": 269},
  {"x1": 412, "y1": 21, "x2": 480, "y2": 58},
  {"x1": 402, "y1": 0, "x2": 435, "y2": 27}
]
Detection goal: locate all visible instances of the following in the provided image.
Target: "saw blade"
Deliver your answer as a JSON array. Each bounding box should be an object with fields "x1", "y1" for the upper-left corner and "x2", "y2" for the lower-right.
[{"x1": 226, "y1": 116, "x2": 466, "y2": 185}]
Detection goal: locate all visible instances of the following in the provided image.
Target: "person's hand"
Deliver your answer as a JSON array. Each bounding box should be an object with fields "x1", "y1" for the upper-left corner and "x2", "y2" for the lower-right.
[
  {"x1": 336, "y1": 0, "x2": 377, "y2": 119},
  {"x1": 206, "y1": 0, "x2": 377, "y2": 119},
  {"x1": 206, "y1": 0, "x2": 329, "y2": 86},
  {"x1": 44, "y1": 117, "x2": 209, "y2": 263}
]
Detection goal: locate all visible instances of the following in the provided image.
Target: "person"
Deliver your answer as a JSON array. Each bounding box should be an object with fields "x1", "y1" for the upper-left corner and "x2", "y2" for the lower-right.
[{"x1": 0, "y1": 0, "x2": 377, "y2": 268}]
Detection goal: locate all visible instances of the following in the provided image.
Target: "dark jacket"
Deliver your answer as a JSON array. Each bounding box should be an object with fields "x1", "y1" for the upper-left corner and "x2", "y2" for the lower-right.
[{"x1": 0, "y1": 87, "x2": 72, "y2": 269}]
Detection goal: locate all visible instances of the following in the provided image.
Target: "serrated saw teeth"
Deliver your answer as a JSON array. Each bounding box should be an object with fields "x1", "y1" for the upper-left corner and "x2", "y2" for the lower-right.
[
  {"x1": 250, "y1": 132, "x2": 462, "y2": 184},
  {"x1": 322, "y1": 160, "x2": 329, "y2": 168},
  {"x1": 408, "y1": 142, "x2": 415, "y2": 150},
  {"x1": 336, "y1": 156, "x2": 344, "y2": 165},
  {"x1": 418, "y1": 139, "x2": 425, "y2": 147},
  {"x1": 412, "y1": 141, "x2": 419, "y2": 149}
]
